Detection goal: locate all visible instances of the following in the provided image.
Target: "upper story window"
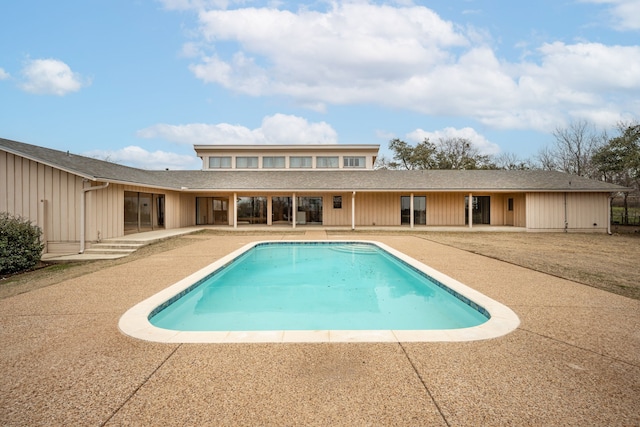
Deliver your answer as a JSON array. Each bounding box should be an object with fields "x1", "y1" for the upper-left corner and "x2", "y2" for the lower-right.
[
  {"x1": 343, "y1": 156, "x2": 366, "y2": 168},
  {"x1": 209, "y1": 156, "x2": 232, "y2": 169},
  {"x1": 263, "y1": 156, "x2": 285, "y2": 168},
  {"x1": 290, "y1": 156, "x2": 312, "y2": 168},
  {"x1": 317, "y1": 156, "x2": 339, "y2": 168},
  {"x1": 236, "y1": 156, "x2": 258, "y2": 169}
]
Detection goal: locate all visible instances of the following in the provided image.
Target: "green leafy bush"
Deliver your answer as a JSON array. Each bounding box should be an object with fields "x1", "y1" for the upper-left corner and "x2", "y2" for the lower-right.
[{"x1": 0, "y1": 212, "x2": 44, "y2": 275}]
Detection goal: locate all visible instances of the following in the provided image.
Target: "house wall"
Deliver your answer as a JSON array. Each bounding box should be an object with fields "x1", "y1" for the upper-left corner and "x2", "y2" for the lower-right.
[
  {"x1": 195, "y1": 145, "x2": 379, "y2": 171},
  {"x1": 0, "y1": 151, "x2": 86, "y2": 253},
  {"x1": 85, "y1": 183, "x2": 123, "y2": 242},
  {"x1": 526, "y1": 192, "x2": 609, "y2": 232},
  {"x1": 427, "y1": 193, "x2": 466, "y2": 225}
]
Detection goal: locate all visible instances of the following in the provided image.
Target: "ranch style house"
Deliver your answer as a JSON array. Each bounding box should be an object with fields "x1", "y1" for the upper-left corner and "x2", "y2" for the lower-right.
[{"x1": 0, "y1": 137, "x2": 628, "y2": 255}]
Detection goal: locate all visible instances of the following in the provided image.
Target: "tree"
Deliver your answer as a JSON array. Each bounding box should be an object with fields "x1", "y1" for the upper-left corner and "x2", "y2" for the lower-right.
[
  {"x1": 494, "y1": 152, "x2": 533, "y2": 170},
  {"x1": 387, "y1": 137, "x2": 494, "y2": 170},
  {"x1": 550, "y1": 120, "x2": 605, "y2": 177},
  {"x1": 592, "y1": 122, "x2": 640, "y2": 224}
]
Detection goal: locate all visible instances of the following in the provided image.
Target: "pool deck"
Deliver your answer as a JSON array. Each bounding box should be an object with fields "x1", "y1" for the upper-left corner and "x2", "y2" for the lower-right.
[{"x1": 2, "y1": 231, "x2": 639, "y2": 425}]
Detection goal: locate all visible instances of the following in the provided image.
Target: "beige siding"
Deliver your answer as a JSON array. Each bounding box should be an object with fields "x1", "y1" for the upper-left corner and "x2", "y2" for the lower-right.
[
  {"x1": 323, "y1": 193, "x2": 353, "y2": 226},
  {"x1": 428, "y1": 193, "x2": 465, "y2": 225},
  {"x1": 354, "y1": 193, "x2": 399, "y2": 226},
  {"x1": 526, "y1": 192, "x2": 609, "y2": 232},
  {"x1": 0, "y1": 151, "x2": 84, "y2": 252},
  {"x1": 85, "y1": 183, "x2": 123, "y2": 241}
]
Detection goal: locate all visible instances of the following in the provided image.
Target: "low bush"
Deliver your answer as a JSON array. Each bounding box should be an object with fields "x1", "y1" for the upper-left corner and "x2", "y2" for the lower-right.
[{"x1": 0, "y1": 212, "x2": 44, "y2": 275}]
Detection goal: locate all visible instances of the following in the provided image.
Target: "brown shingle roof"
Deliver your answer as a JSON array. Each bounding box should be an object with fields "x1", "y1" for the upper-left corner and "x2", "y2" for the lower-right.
[{"x1": 1, "y1": 137, "x2": 627, "y2": 193}]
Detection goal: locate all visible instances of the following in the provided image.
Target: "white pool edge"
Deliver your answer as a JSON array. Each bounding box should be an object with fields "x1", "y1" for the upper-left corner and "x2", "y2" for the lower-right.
[{"x1": 118, "y1": 240, "x2": 520, "y2": 343}]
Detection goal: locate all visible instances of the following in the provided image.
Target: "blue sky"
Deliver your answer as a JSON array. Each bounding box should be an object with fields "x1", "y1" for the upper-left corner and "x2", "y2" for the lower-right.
[{"x1": 1, "y1": 0, "x2": 639, "y2": 170}]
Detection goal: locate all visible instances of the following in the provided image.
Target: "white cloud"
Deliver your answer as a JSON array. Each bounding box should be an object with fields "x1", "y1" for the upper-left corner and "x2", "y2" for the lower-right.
[
  {"x1": 173, "y1": 2, "x2": 640, "y2": 133},
  {"x1": 83, "y1": 146, "x2": 199, "y2": 170},
  {"x1": 20, "y1": 58, "x2": 89, "y2": 96},
  {"x1": 137, "y1": 113, "x2": 338, "y2": 145},
  {"x1": 406, "y1": 127, "x2": 501, "y2": 155},
  {"x1": 0, "y1": 67, "x2": 9, "y2": 80},
  {"x1": 580, "y1": 0, "x2": 640, "y2": 31}
]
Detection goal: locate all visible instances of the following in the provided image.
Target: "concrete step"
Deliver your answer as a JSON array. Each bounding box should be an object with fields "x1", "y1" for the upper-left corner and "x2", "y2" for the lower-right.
[
  {"x1": 89, "y1": 243, "x2": 144, "y2": 250},
  {"x1": 84, "y1": 242, "x2": 143, "y2": 255}
]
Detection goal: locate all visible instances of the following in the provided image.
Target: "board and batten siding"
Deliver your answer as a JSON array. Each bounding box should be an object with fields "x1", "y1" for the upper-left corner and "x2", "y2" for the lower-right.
[
  {"x1": 1, "y1": 151, "x2": 86, "y2": 253},
  {"x1": 526, "y1": 192, "x2": 609, "y2": 232}
]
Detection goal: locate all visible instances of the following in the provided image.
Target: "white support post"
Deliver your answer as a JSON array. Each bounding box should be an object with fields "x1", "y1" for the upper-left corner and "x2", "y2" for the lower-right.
[
  {"x1": 410, "y1": 193, "x2": 414, "y2": 229},
  {"x1": 468, "y1": 192, "x2": 473, "y2": 228},
  {"x1": 351, "y1": 191, "x2": 356, "y2": 230},
  {"x1": 233, "y1": 192, "x2": 238, "y2": 229},
  {"x1": 292, "y1": 193, "x2": 296, "y2": 228}
]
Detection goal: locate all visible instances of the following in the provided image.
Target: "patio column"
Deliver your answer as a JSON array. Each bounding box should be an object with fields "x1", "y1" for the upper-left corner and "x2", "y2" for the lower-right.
[
  {"x1": 468, "y1": 192, "x2": 473, "y2": 228},
  {"x1": 410, "y1": 193, "x2": 414, "y2": 229},
  {"x1": 267, "y1": 196, "x2": 272, "y2": 226},
  {"x1": 292, "y1": 193, "x2": 296, "y2": 229},
  {"x1": 233, "y1": 192, "x2": 238, "y2": 229},
  {"x1": 351, "y1": 191, "x2": 356, "y2": 230}
]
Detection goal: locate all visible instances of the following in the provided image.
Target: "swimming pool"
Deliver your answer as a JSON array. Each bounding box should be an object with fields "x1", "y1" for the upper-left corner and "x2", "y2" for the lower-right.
[{"x1": 119, "y1": 240, "x2": 519, "y2": 343}]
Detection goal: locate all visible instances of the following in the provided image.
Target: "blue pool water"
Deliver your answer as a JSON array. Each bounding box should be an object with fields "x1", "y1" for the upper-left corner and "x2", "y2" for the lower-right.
[{"x1": 149, "y1": 242, "x2": 489, "y2": 331}]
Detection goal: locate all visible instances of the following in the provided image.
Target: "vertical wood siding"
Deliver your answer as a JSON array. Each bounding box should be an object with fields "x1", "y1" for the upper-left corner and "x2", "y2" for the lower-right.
[
  {"x1": 1, "y1": 151, "x2": 84, "y2": 250},
  {"x1": 428, "y1": 193, "x2": 465, "y2": 225},
  {"x1": 526, "y1": 192, "x2": 609, "y2": 231}
]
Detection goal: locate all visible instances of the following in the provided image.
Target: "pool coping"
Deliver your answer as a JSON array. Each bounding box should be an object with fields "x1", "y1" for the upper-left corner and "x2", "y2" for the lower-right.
[{"x1": 118, "y1": 240, "x2": 520, "y2": 343}]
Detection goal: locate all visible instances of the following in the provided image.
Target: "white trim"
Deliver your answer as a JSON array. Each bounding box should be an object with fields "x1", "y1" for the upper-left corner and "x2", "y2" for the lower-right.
[{"x1": 119, "y1": 240, "x2": 520, "y2": 343}]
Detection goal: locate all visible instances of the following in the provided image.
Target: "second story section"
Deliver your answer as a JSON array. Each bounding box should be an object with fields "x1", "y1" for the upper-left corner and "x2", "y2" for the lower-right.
[{"x1": 194, "y1": 144, "x2": 380, "y2": 171}]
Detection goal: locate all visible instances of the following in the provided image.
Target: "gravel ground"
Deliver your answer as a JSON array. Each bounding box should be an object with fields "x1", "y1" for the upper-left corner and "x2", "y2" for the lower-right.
[{"x1": 2, "y1": 230, "x2": 638, "y2": 301}]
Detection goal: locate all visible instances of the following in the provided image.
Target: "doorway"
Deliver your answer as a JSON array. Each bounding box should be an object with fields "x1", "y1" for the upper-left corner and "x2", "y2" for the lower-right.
[
  {"x1": 401, "y1": 196, "x2": 426, "y2": 225},
  {"x1": 296, "y1": 197, "x2": 323, "y2": 225},
  {"x1": 125, "y1": 191, "x2": 165, "y2": 234},
  {"x1": 465, "y1": 196, "x2": 491, "y2": 225},
  {"x1": 196, "y1": 197, "x2": 229, "y2": 225}
]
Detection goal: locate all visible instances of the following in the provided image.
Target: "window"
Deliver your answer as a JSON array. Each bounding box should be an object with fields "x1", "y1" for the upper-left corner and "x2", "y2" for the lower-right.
[
  {"x1": 343, "y1": 156, "x2": 366, "y2": 168},
  {"x1": 317, "y1": 156, "x2": 339, "y2": 168},
  {"x1": 236, "y1": 156, "x2": 258, "y2": 169},
  {"x1": 208, "y1": 156, "x2": 231, "y2": 169},
  {"x1": 333, "y1": 196, "x2": 342, "y2": 209},
  {"x1": 236, "y1": 196, "x2": 267, "y2": 224},
  {"x1": 508, "y1": 198, "x2": 514, "y2": 211},
  {"x1": 263, "y1": 156, "x2": 285, "y2": 168},
  {"x1": 290, "y1": 156, "x2": 312, "y2": 168}
]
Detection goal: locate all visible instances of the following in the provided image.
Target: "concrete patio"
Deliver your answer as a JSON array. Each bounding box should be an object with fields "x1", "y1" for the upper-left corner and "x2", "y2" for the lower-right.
[{"x1": 1, "y1": 231, "x2": 639, "y2": 425}]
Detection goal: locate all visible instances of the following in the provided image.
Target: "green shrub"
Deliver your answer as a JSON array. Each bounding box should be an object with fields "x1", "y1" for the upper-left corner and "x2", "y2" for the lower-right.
[{"x1": 0, "y1": 212, "x2": 44, "y2": 275}]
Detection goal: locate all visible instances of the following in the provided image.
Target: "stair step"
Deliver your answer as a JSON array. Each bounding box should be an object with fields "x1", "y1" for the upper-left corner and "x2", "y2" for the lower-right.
[
  {"x1": 84, "y1": 247, "x2": 138, "y2": 255},
  {"x1": 90, "y1": 243, "x2": 144, "y2": 250}
]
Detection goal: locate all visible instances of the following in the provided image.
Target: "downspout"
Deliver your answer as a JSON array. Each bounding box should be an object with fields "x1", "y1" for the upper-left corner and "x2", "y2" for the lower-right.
[{"x1": 80, "y1": 181, "x2": 109, "y2": 253}]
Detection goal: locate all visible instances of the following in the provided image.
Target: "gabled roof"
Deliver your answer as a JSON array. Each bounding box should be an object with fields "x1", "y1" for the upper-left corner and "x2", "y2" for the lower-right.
[{"x1": 1, "y1": 137, "x2": 627, "y2": 193}]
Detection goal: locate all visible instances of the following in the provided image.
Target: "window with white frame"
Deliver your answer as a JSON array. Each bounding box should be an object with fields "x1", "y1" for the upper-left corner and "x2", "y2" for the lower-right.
[
  {"x1": 209, "y1": 156, "x2": 232, "y2": 169},
  {"x1": 317, "y1": 156, "x2": 339, "y2": 168},
  {"x1": 236, "y1": 156, "x2": 259, "y2": 168},
  {"x1": 290, "y1": 156, "x2": 312, "y2": 168},
  {"x1": 263, "y1": 156, "x2": 285, "y2": 168},
  {"x1": 343, "y1": 156, "x2": 366, "y2": 168}
]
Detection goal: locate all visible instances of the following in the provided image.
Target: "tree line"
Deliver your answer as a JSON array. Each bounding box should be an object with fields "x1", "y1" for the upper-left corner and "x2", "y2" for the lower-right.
[{"x1": 377, "y1": 119, "x2": 640, "y2": 224}]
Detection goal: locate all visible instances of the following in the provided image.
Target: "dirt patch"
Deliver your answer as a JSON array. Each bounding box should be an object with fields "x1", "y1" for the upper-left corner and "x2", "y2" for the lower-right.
[
  {"x1": 413, "y1": 232, "x2": 640, "y2": 301},
  {"x1": 0, "y1": 234, "x2": 201, "y2": 300},
  {"x1": 2, "y1": 230, "x2": 639, "y2": 301}
]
